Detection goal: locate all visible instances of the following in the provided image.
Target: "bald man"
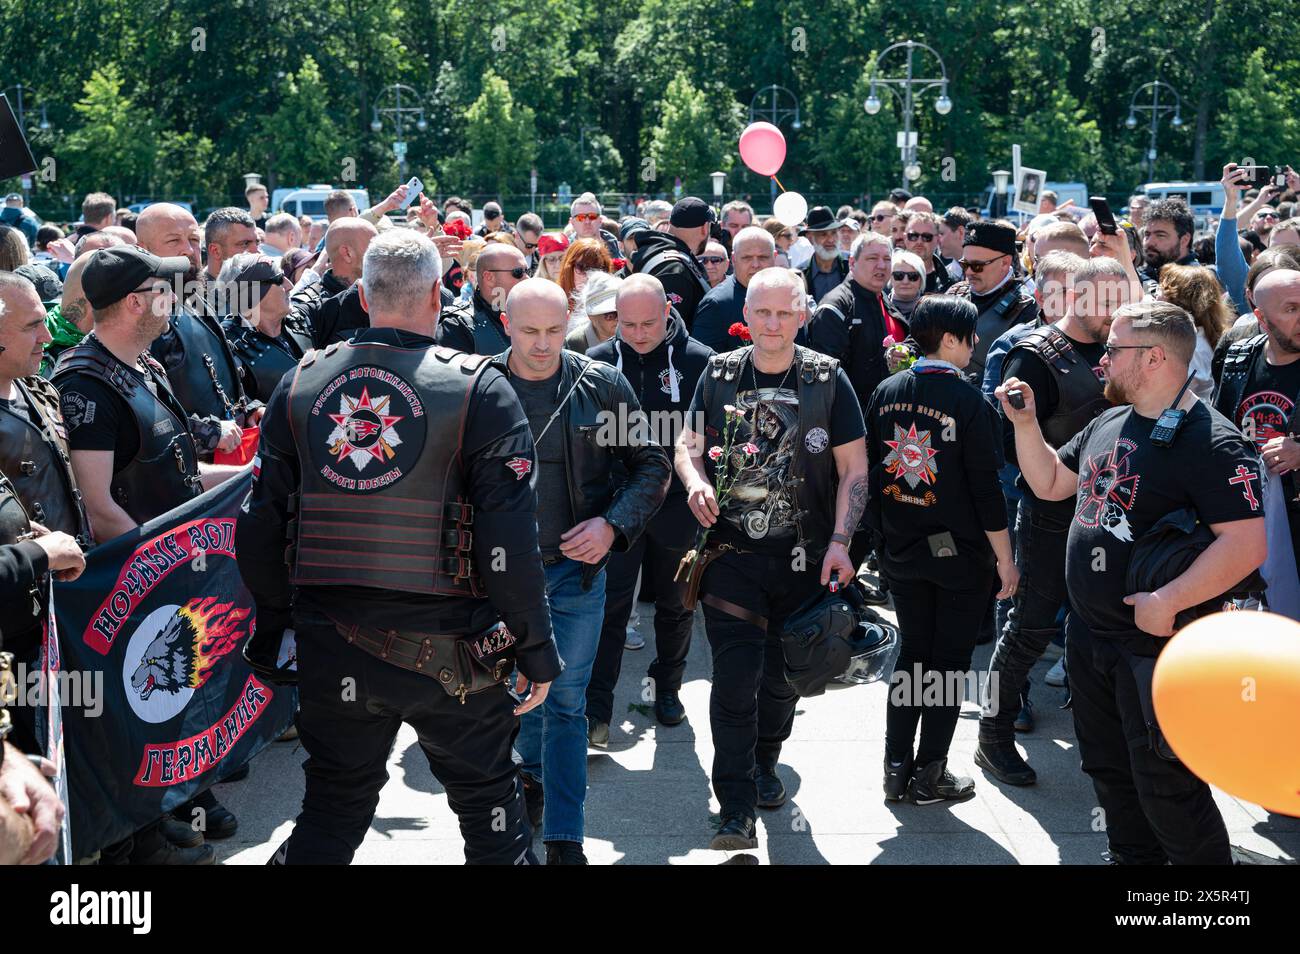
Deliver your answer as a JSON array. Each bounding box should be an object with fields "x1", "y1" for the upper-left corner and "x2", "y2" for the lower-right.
[
  {"x1": 288, "y1": 217, "x2": 379, "y2": 348},
  {"x1": 585, "y1": 273, "x2": 712, "y2": 741},
  {"x1": 41, "y1": 254, "x2": 94, "y2": 375},
  {"x1": 436, "y1": 243, "x2": 528, "y2": 354},
  {"x1": 903, "y1": 196, "x2": 934, "y2": 213},
  {"x1": 136, "y1": 203, "x2": 257, "y2": 441},
  {"x1": 501, "y1": 277, "x2": 670, "y2": 864},
  {"x1": 694, "y1": 226, "x2": 777, "y2": 353}
]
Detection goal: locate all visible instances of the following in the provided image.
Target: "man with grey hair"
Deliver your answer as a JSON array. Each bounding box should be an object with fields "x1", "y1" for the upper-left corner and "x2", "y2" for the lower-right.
[
  {"x1": 569, "y1": 192, "x2": 619, "y2": 257},
  {"x1": 720, "y1": 200, "x2": 754, "y2": 241},
  {"x1": 641, "y1": 199, "x2": 673, "y2": 229},
  {"x1": 693, "y1": 225, "x2": 776, "y2": 353},
  {"x1": 237, "y1": 228, "x2": 561, "y2": 865},
  {"x1": 678, "y1": 266, "x2": 867, "y2": 850},
  {"x1": 261, "y1": 212, "x2": 303, "y2": 256},
  {"x1": 1000, "y1": 300, "x2": 1265, "y2": 865},
  {"x1": 977, "y1": 254, "x2": 1127, "y2": 785}
]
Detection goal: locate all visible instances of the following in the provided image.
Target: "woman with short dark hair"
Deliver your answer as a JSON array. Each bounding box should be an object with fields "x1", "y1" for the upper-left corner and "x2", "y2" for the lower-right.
[{"x1": 865, "y1": 296, "x2": 1018, "y2": 804}]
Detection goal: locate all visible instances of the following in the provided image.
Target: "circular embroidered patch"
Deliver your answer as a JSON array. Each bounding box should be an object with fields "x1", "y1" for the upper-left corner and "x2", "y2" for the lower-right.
[{"x1": 306, "y1": 365, "x2": 427, "y2": 493}]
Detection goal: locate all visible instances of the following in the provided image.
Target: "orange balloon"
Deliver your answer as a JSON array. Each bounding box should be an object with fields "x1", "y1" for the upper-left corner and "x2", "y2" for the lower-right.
[{"x1": 1153, "y1": 611, "x2": 1300, "y2": 816}]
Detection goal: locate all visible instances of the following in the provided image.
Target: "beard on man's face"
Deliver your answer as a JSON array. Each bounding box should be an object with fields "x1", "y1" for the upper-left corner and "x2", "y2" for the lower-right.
[{"x1": 1103, "y1": 376, "x2": 1130, "y2": 405}]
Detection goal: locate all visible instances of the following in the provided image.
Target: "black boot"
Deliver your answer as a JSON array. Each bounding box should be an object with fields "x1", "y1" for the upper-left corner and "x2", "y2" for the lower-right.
[
  {"x1": 709, "y1": 814, "x2": 758, "y2": 851},
  {"x1": 654, "y1": 690, "x2": 686, "y2": 726},
  {"x1": 522, "y1": 773, "x2": 544, "y2": 831},
  {"x1": 907, "y1": 758, "x2": 976, "y2": 805},
  {"x1": 974, "y1": 740, "x2": 1037, "y2": 786},
  {"x1": 755, "y1": 769, "x2": 787, "y2": 809},
  {"x1": 545, "y1": 840, "x2": 588, "y2": 865},
  {"x1": 883, "y1": 754, "x2": 914, "y2": 802}
]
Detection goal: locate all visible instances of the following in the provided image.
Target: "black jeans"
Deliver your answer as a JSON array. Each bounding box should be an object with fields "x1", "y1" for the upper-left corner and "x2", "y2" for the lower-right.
[
  {"x1": 883, "y1": 556, "x2": 996, "y2": 766},
  {"x1": 980, "y1": 495, "x2": 1070, "y2": 744},
  {"x1": 1066, "y1": 614, "x2": 1230, "y2": 865},
  {"x1": 586, "y1": 496, "x2": 696, "y2": 725},
  {"x1": 279, "y1": 618, "x2": 536, "y2": 864},
  {"x1": 700, "y1": 549, "x2": 820, "y2": 819}
]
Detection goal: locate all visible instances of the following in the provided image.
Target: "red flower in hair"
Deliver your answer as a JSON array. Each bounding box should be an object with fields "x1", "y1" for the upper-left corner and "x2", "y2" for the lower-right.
[{"x1": 728, "y1": 322, "x2": 752, "y2": 342}]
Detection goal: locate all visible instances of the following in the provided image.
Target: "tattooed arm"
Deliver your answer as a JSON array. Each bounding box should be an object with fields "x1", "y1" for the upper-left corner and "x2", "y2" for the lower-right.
[{"x1": 822, "y1": 436, "x2": 868, "y2": 585}]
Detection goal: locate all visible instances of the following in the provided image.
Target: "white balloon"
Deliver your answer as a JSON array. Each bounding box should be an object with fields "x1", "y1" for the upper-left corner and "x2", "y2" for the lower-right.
[{"x1": 773, "y1": 191, "x2": 808, "y2": 227}]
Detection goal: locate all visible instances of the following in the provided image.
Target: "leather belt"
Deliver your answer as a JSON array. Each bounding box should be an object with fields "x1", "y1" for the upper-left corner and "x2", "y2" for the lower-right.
[{"x1": 700, "y1": 593, "x2": 769, "y2": 630}]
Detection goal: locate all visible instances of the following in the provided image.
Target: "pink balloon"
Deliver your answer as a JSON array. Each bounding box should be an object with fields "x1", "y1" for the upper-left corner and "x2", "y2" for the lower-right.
[{"x1": 739, "y1": 122, "x2": 787, "y2": 177}]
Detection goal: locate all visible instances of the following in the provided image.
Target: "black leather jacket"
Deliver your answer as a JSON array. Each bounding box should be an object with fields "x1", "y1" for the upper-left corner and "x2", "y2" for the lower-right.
[{"x1": 496, "y1": 348, "x2": 671, "y2": 588}]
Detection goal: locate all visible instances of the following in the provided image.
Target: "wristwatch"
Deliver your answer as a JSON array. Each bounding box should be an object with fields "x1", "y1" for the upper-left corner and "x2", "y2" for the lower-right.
[{"x1": 830, "y1": 532, "x2": 852, "y2": 547}]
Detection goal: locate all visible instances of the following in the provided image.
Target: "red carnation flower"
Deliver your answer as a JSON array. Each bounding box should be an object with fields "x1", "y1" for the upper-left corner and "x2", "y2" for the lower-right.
[
  {"x1": 728, "y1": 322, "x2": 752, "y2": 342},
  {"x1": 611, "y1": 257, "x2": 627, "y2": 270}
]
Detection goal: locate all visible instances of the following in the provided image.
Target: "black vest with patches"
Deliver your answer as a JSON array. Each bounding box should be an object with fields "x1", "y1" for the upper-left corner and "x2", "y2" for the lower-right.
[
  {"x1": 1212, "y1": 333, "x2": 1269, "y2": 428},
  {"x1": 151, "y1": 306, "x2": 245, "y2": 419},
  {"x1": 0, "y1": 471, "x2": 32, "y2": 547},
  {"x1": 53, "y1": 339, "x2": 202, "y2": 525},
  {"x1": 1007, "y1": 325, "x2": 1110, "y2": 449},
  {"x1": 227, "y1": 325, "x2": 302, "y2": 404},
  {"x1": 955, "y1": 279, "x2": 1037, "y2": 380},
  {"x1": 286, "y1": 340, "x2": 487, "y2": 598},
  {"x1": 700, "y1": 345, "x2": 840, "y2": 555},
  {"x1": 0, "y1": 377, "x2": 92, "y2": 545}
]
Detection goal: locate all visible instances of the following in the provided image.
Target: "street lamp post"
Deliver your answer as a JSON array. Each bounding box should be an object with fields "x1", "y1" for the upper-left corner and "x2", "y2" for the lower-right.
[
  {"x1": 2, "y1": 85, "x2": 51, "y2": 206},
  {"x1": 710, "y1": 171, "x2": 726, "y2": 215},
  {"x1": 748, "y1": 85, "x2": 801, "y2": 208},
  {"x1": 1126, "y1": 76, "x2": 1183, "y2": 184},
  {"x1": 371, "y1": 84, "x2": 428, "y2": 180},
  {"x1": 862, "y1": 40, "x2": 952, "y2": 190}
]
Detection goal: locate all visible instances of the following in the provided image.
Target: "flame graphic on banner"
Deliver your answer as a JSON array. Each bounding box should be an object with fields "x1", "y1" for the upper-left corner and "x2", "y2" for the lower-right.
[{"x1": 178, "y1": 598, "x2": 251, "y2": 689}]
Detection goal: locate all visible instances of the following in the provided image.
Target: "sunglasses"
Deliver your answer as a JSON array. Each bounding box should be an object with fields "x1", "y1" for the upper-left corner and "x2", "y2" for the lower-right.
[
  {"x1": 958, "y1": 254, "x2": 1009, "y2": 273},
  {"x1": 520, "y1": 241, "x2": 539, "y2": 251},
  {"x1": 871, "y1": 213, "x2": 892, "y2": 222},
  {"x1": 572, "y1": 212, "x2": 600, "y2": 223},
  {"x1": 700, "y1": 256, "x2": 728, "y2": 265},
  {"x1": 891, "y1": 271, "x2": 921, "y2": 281},
  {"x1": 906, "y1": 232, "x2": 936, "y2": 242},
  {"x1": 1258, "y1": 213, "x2": 1280, "y2": 220},
  {"x1": 484, "y1": 267, "x2": 528, "y2": 279}
]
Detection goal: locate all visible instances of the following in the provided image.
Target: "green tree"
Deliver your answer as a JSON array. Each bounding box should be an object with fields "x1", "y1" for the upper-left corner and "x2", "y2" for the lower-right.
[
  {"x1": 647, "y1": 75, "x2": 741, "y2": 193},
  {"x1": 453, "y1": 71, "x2": 537, "y2": 195},
  {"x1": 60, "y1": 64, "x2": 153, "y2": 198},
  {"x1": 259, "y1": 57, "x2": 345, "y2": 186},
  {"x1": 1215, "y1": 47, "x2": 1300, "y2": 169}
]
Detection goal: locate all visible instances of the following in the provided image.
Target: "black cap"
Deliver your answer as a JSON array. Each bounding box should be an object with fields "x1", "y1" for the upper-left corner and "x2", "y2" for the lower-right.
[
  {"x1": 670, "y1": 197, "x2": 715, "y2": 228},
  {"x1": 963, "y1": 221, "x2": 1018, "y2": 257},
  {"x1": 13, "y1": 263, "x2": 62, "y2": 305},
  {"x1": 619, "y1": 217, "x2": 651, "y2": 241},
  {"x1": 800, "y1": 206, "x2": 844, "y2": 234},
  {"x1": 81, "y1": 246, "x2": 190, "y2": 310}
]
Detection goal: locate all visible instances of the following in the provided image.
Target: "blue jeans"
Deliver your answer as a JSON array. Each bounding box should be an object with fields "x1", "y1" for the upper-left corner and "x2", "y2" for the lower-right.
[{"x1": 515, "y1": 558, "x2": 606, "y2": 844}]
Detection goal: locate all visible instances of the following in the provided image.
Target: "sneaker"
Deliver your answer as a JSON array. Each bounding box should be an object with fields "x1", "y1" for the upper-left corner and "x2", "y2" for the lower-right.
[
  {"x1": 1045, "y1": 656, "x2": 1067, "y2": 687},
  {"x1": 1014, "y1": 698, "x2": 1035, "y2": 733},
  {"x1": 906, "y1": 758, "x2": 976, "y2": 805},
  {"x1": 625, "y1": 629, "x2": 645, "y2": 650},
  {"x1": 587, "y1": 718, "x2": 609, "y2": 748},
  {"x1": 654, "y1": 690, "x2": 685, "y2": 726},
  {"x1": 522, "y1": 773, "x2": 544, "y2": 831},
  {"x1": 545, "y1": 840, "x2": 588, "y2": 865},
  {"x1": 756, "y1": 769, "x2": 787, "y2": 809},
  {"x1": 974, "y1": 741, "x2": 1037, "y2": 786},
  {"x1": 883, "y1": 754, "x2": 914, "y2": 802},
  {"x1": 709, "y1": 814, "x2": 758, "y2": 851}
]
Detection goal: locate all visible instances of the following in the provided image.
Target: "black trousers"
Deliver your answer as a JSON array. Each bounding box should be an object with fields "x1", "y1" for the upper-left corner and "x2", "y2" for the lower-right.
[
  {"x1": 279, "y1": 618, "x2": 536, "y2": 865},
  {"x1": 1066, "y1": 614, "x2": 1230, "y2": 865},
  {"x1": 586, "y1": 496, "x2": 696, "y2": 725},
  {"x1": 883, "y1": 556, "x2": 996, "y2": 766},
  {"x1": 980, "y1": 496, "x2": 1070, "y2": 744},
  {"x1": 700, "y1": 549, "x2": 820, "y2": 819}
]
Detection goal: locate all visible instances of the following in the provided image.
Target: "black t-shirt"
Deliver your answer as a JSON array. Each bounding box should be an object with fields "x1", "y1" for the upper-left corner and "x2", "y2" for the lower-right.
[
  {"x1": 866, "y1": 365, "x2": 1007, "y2": 569},
  {"x1": 1058, "y1": 401, "x2": 1263, "y2": 639},
  {"x1": 1002, "y1": 331, "x2": 1106, "y2": 507},
  {"x1": 59, "y1": 361, "x2": 159, "y2": 473},
  {"x1": 1227, "y1": 347, "x2": 1300, "y2": 545},
  {"x1": 685, "y1": 363, "x2": 864, "y2": 555},
  {"x1": 511, "y1": 367, "x2": 573, "y2": 553}
]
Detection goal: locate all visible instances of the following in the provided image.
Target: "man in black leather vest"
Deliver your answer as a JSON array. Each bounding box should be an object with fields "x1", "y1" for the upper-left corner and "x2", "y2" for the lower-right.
[
  {"x1": 678, "y1": 267, "x2": 868, "y2": 851},
  {"x1": 238, "y1": 230, "x2": 562, "y2": 865},
  {"x1": 498, "y1": 277, "x2": 670, "y2": 865},
  {"x1": 977, "y1": 257, "x2": 1127, "y2": 787},
  {"x1": 435, "y1": 243, "x2": 528, "y2": 355},
  {"x1": 215, "y1": 254, "x2": 304, "y2": 403},
  {"x1": 136, "y1": 204, "x2": 259, "y2": 456},
  {"x1": 948, "y1": 221, "x2": 1039, "y2": 383}
]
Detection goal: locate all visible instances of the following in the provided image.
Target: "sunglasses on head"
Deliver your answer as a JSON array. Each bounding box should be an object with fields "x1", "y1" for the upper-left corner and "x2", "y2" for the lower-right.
[
  {"x1": 891, "y1": 271, "x2": 921, "y2": 281},
  {"x1": 958, "y1": 254, "x2": 1008, "y2": 273},
  {"x1": 484, "y1": 266, "x2": 528, "y2": 279},
  {"x1": 572, "y1": 212, "x2": 600, "y2": 223},
  {"x1": 906, "y1": 232, "x2": 935, "y2": 242},
  {"x1": 699, "y1": 255, "x2": 727, "y2": 265}
]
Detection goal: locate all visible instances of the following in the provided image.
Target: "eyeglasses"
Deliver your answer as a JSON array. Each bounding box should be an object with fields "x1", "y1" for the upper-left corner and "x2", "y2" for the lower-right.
[
  {"x1": 699, "y1": 256, "x2": 728, "y2": 265},
  {"x1": 906, "y1": 232, "x2": 936, "y2": 243},
  {"x1": 891, "y1": 271, "x2": 921, "y2": 281},
  {"x1": 572, "y1": 212, "x2": 600, "y2": 223},
  {"x1": 484, "y1": 267, "x2": 528, "y2": 279},
  {"x1": 1103, "y1": 343, "x2": 1154, "y2": 358},
  {"x1": 871, "y1": 213, "x2": 892, "y2": 222},
  {"x1": 958, "y1": 255, "x2": 1009, "y2": 273}
]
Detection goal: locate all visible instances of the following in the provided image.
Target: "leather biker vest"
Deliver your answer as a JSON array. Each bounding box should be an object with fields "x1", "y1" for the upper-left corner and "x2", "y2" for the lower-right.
[
  {"x1": 1007, "y1": 325, "x2": 1110, "y2": 449},
  {"x1": 0, "y1": 377, "x2": 92, "y2": 545}
]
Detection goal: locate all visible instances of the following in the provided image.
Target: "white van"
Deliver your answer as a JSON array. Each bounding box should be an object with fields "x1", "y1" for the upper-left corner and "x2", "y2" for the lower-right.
[
  {"x1": 1136, "y1": 181, "x2": 1225, "y2": 217},
  {"x1": 979, "y1": 180, "x2": 1089, "y2": 219},
  {"x1": 271, "y1": 185, "x2": 371, "y2": 221}
]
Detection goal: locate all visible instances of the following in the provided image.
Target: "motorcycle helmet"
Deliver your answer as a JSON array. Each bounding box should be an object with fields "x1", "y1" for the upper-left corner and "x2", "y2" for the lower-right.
[{"x1": 781, "y1": 579, "x2": 899, "y2": 697}]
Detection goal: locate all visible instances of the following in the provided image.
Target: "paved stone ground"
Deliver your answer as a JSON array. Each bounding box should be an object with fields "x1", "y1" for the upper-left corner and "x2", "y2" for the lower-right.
[{"x1": 216, "y1": 597, "x2": 1300, "y2": 865}]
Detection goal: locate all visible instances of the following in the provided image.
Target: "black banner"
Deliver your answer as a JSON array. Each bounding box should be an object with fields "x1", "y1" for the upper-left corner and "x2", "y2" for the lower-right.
[{"x1": 44, "y1": 473, "x2": 294, "y2": 858}]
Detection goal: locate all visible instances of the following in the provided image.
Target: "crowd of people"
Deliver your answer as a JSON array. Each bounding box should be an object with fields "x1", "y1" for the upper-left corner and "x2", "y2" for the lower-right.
[{"x1": 0, "y1": 160, "x2": 1292, "y2": 865}]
